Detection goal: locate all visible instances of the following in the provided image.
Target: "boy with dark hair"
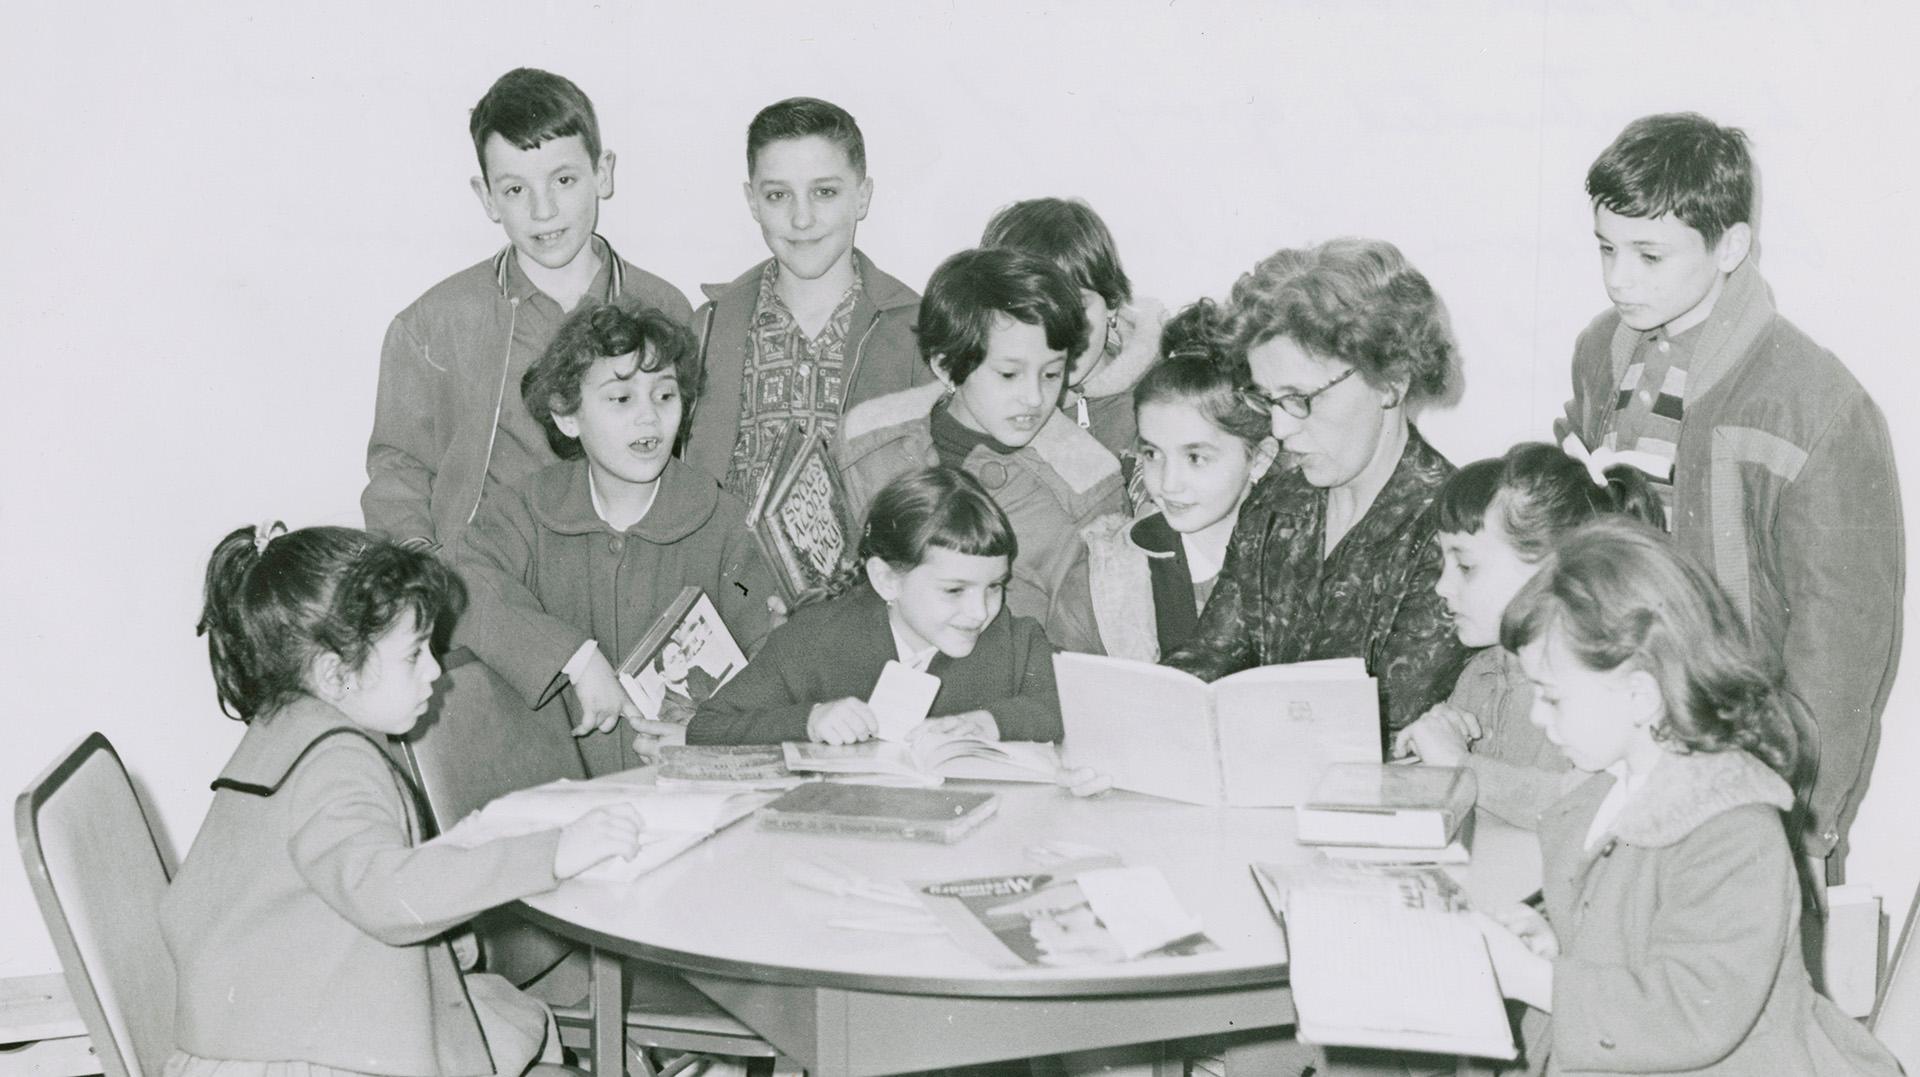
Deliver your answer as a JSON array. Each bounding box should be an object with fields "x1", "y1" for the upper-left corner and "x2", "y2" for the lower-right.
[
  {"x1": 454, "y1": 298, "x2": 774, "y2": 776},
  {"x1": 364, "y1": 67, "x2": 693, "y2": 555},
  {"x1": 1561, "y1": 111, "x2": 1903, "y2": 878},
  {"x1": 836, "y1": 247, "x2": 1124, "y2": 654},
  {"x1": 680, "y1": 96, "x2": 931, "y2": 497}
]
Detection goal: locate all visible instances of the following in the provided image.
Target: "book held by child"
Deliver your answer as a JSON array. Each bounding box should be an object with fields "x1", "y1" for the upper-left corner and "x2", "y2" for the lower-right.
[
  {"x1": 745, "y1": 427, "x2": 858, "y2": 602},
  {"x1": 1055, "y1": 654, "x2": 1380, "y2": 807},
  {"x1": 618, "y1": 587, "x2": 747, "y2": 725}
]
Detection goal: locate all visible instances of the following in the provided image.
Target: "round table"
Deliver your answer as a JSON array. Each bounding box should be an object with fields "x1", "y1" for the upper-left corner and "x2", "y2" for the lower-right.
[{"x1": 519, "y1": 781, "x2": 1541, "y2": 1076}]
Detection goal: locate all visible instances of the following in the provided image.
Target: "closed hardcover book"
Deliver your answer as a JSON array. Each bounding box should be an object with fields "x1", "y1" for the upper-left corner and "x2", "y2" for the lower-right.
[
  {"x1": 745, "y1": 427, "x2": 856, "y2": 602},
  {"x1": 754, "y1": 782, "x2": 999, "y2": 843},
  {"x1": 781, "y1": 738, "x2": 1061, "y2": 785},
  {"x1": 1296, "y1": 763, "x2": 1477, "y2": 849}
]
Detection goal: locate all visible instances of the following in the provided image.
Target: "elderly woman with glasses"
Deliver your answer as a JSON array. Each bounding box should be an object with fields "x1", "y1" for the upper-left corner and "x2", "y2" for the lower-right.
[{"x1": 1164, "y1": 238, "x2": 1469, "y2": 734}]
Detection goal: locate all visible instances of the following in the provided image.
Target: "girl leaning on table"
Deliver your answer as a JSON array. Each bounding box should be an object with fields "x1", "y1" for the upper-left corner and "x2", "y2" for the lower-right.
[
  {"x1": 161, "y1": 522, "x2": 647, "y2": 1077},
  {"x1": 685, "y1": 464, "x2": 1064, "y2": 751},
  {"x1": 1392, "y1": 441, "x2": 1663, "y2": 828},
  {"x1": 1476, "y1": 518, "x2": 1901, "y2": 1075}
]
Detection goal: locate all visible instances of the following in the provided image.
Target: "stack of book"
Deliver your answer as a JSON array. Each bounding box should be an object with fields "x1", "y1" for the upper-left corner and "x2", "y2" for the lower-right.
[{"x1": 1295, "y1": 762, "x2": 1478, "y2": 864}]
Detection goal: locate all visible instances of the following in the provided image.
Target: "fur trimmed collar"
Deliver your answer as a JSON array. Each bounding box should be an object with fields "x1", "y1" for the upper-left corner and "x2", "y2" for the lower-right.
[{"x1": 1600, "y1": 748, "x2": 1793, "y2": 849}]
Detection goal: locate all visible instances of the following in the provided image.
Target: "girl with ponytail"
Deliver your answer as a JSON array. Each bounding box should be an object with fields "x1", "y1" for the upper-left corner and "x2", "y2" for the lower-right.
[
  {"x1": 1474, "y1": 518, "x2": 1900, "y2": 1074},
  {"x1": 686, "y1": 466, "x2": 1063, "y2": 748},
  {"x1": 164, "y1": 523, "x2": 645, "y2": 1077}
]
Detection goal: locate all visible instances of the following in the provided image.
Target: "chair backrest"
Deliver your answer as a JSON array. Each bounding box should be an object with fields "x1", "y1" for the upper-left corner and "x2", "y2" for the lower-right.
[
  {"x1": 399, "y1": 653, "x2": 588, "y2": 985},
  {"x1": 15, "y1": 733, "x2": 175, "y2": 1077},
  {"x1": 1872, "y1": 881, "x2": 1920, "y2": 1072}
]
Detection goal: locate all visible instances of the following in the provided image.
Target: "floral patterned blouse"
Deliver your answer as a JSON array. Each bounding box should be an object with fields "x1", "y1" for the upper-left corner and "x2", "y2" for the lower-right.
[{"x1": 1164, "y1": 425, "x2": 1469, "y2": 735}]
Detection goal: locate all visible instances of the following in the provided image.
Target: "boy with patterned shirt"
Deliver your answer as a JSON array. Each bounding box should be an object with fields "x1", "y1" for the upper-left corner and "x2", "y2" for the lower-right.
[
  {"x1": 680, "y1": 97, "x2": 930, "y2": 497},
  {"x1": 1560, "y1": 112, "x2": 1902, "y2": 877},
  {"x1": 363, "y1": 67, "x2": 693, "y2": 554}
]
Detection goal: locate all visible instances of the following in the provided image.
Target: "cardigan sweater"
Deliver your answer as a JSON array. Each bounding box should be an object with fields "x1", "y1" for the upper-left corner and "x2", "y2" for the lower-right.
[
  {"x1": 362, "y1": 238, "x2": 693, "y2": 552},
  {"x1": 161, "y1": 699, "x2": 562, "y2": 1076},
  {"x1": 1563, "y1": 258, "x2": 1901, "y2": 860},
  {"x1": 1526, "y1": 750, "x2": 1900, "y2": 1075},
  {"x1": 453, "y1": 456, "x2": 775, "y2": 775},
  {"x1": 686, "y1": 584, "x2": 1062, "y2": 745}
]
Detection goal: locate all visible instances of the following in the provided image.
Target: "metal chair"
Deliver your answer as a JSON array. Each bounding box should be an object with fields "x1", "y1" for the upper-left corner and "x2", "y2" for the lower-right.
[
  {"x1": 1871, "y1": 880, "x2": 1920, "y2": 1073},
  {"x1": 400, "y1": 653, "x2": 783, "y2": 1077},
  {"x1": 15, "y1": 733, "x2": 175, "y2": 1077}
]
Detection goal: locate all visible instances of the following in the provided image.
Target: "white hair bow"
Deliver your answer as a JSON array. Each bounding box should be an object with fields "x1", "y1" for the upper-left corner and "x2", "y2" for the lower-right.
[
  {"x1": 1560, "y1": 433, "x2": 1673, "y2": 487},
  {"x1": 253, "y1": 518, "x2": 287, "y2": 555}
]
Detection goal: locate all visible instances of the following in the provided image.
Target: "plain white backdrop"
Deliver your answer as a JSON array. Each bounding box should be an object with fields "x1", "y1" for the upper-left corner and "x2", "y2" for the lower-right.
[{"x1": 4, "y1": 0, "x2": 1917, "y2": 975}]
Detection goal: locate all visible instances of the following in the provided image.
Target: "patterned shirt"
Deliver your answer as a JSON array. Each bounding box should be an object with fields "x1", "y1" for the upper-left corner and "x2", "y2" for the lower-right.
[
  {"x1": 1601, "y1": 321, "x2": 1703, "y2": 530},
  {"x1": 724, "y1": 263, "x2": 864, "y2": 497}
]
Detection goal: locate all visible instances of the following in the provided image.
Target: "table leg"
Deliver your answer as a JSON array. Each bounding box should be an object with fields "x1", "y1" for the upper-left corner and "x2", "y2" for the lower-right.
[{"x1": 590, "y1": 947, "x2": 627, "y2": 1077}]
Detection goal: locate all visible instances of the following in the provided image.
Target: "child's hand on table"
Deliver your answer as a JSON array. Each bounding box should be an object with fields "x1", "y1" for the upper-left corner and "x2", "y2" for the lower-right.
[
  {"x1": 569, "y1": 650, "x2": 640, "y2": 736},
  {"x1": 911, "y1": 711, "x2": 999, "y2": 744},
  {"x1": 553, "y1": 803, "x2": 647, "y2": 879},
  {"x1": 807, "y1": 697, "x2": 879, "y2": 745},
  {"x1": 1392, "y1": 702, "x2": 1481, "y2": 766}
]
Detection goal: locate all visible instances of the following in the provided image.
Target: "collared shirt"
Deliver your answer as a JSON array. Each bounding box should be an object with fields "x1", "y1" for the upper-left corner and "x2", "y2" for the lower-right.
[
  {"x1": 887, "y1": 612, "x2": 940, "y2": 671},
  {"x1": 724, "y1": 263, "x2": 864, "y2": 496},
  {"x1": 1585, "y1": 759, "x2": 1651, "y2": 851},
  {"x1": 492, "y1": 243, "x2": 616, "y2": 502}
]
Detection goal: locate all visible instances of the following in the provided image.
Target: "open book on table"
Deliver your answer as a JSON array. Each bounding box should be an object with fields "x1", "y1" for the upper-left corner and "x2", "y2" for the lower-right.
[
  {"x1": 782, "y1": 734, "x2": 1061, "y2": 786},
  {"x1": 1054, "y1": 653, "x2": 1381, "y2": 807},
  {"x1": 1250, "y1": 860, "x2": 1515, "y2": 1060},
  {"x1": 616, "y1": 587, "x2": 747, "y2": 726},
  {"x1": 916, "y1": 857, "x2": 1215, "y2": 968},
  {"x1": 431, "y1": 770, "x2": 772, "y2": 883}
]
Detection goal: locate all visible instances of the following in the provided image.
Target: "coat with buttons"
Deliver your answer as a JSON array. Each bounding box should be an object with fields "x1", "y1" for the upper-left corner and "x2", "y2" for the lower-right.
[
  {"x1": 835, "y1": 382, "x2": 1126, "y2": 655},
  {"x1": 453, "y1": 456, "x2": 777, "y2": 775},
  {"x1": 1526, "y1": 749, "x2": 1900, "y2": 1076}
]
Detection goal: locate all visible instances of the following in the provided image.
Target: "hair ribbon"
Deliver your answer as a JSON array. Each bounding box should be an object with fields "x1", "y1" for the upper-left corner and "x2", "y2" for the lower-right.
[
  {"x1": 253, "y1": 519, "x2": 287, "y2": 555},
  {"x1": 1561, "y1": 433, "x2": 1673, "y2": 487}
]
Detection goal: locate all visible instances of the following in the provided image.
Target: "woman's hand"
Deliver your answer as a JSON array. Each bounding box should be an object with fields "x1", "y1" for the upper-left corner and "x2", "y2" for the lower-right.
[
  {"x1": 1391, "y1": 703, "x2": 1481, "y2": 766},
  {"x1": 806, "y1": 698, "x2": 879, "y2": 745},
  {"x1": 553, "y1": 804, "x2": 647, "y2": 879}
]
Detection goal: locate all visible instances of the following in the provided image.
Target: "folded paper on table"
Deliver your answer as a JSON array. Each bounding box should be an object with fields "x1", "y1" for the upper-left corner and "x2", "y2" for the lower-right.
[
  {"x1": 432, "y1": 773, "x2": 771, "y2": 882},
  {"x1": 1056, "y1": 653, "x2": 1380, "y2": 807}
]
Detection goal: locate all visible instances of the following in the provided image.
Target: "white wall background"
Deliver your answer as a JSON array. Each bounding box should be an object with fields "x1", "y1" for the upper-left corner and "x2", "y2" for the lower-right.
[{"x1": 5, "y1": 0, "x2": 1917, "y2": 976}]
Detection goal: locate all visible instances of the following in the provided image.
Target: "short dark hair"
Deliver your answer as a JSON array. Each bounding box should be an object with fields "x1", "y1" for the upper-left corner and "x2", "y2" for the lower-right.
[
  {"x1": 916, "y1": 247, "x2": 1089, "y2": 385},
  {"x1": 980, "y1": 197, "x2": 1132, "y2": 309},
  {"x1": 1586, "y1": 112, "x2": 1754, "y2": 248},
  {"x1": 1435, "y1": 442, "x2": 1667, "y2": 561},
  {"x1": 1226, "y1": 237, "x2": 1456, "y2": 403},
  {"x1": 863, "y1": 466, "x2": 1018, "y2": 573},
  {"x1": 197, "y1": 525, "x2": 465, "y2": 722},
  {"x1": 747, "y1": 97, "x2": 866, "y2": 176},
  {"x1": 1132, "y1": 299, "x2": 1268, "y2": 451},
  {"x1": 522, "y1": 298, "x2": 702, "y2": 459},
  {"x1": 469, "y1": 68, "x2": 602, "y2": 183}
]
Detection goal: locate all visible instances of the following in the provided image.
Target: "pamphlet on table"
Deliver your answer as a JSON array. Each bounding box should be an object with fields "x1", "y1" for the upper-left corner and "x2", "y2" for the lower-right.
[{"x1": 916, "y1": 858, "x2": 1214, "y2": 968}]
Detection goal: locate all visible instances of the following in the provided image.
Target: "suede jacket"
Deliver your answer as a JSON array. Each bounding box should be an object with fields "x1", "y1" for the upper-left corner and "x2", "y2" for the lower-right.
[
  {"x1": 1563, "y1": 259, "x2": 1903, "y2": 858},
  {"x1": 835, "y1": 383, "x2": 1126, "y2": 655},
  {"x1": 453, "y1": 456, "x2": 776, "y2": 775},
  {"x1": 681, "y1": 251, "x2": 930, "y2": 488},
  {"x1": 362, "y1": 239, "x2": 693, "y2": 552},
  {"x1": 1526, "y1": 750, "x2": 1900, "y2": 1076}
]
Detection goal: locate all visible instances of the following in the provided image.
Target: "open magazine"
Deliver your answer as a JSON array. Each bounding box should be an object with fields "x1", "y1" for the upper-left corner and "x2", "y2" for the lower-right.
[
  {"x1": 617, "y1": 588, "x2": 747, "y2": 725},
  {"x1": 783, "y1": 734, "x2": 1061, "y2": 785},
  {"x1": 916, "y1": 858, "x2": 1214, "y2": 968}
]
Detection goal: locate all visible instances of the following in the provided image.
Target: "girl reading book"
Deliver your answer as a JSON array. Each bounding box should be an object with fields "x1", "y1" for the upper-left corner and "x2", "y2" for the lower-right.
[
  {"x1": 1392, "y1": 441, "x2": 1663, "y2": 827},
  {"x1": 685, "y1": 465, "x2": 1062, "y2": 747},
  {"x1": 1477, "y1": 519, "x2": 1900, "y2": 1075},
  {"x1": 1081, "y1": 299, "x2": 1277, "y2": 661},
  {"x1": 163, "y1": 522, "x2": 646, "y2": 1077}
]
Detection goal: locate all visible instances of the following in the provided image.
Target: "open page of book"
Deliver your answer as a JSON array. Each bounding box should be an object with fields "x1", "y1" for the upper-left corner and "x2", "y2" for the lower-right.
[
  {"x1": 1211, "y1": 660, "x2": 1380, "y2": 807},
  {"x1": 924, "y1": 739, "x2": 1061, "y2": 783},
  {"x1": 1055, "y1": 653, "x2": 1226, "y2": 805}
]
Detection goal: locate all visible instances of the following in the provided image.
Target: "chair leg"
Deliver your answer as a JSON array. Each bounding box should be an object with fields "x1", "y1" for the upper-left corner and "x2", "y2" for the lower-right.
[{"x1": 590, "y1": 948, "x2": 627, "y2": 1077}]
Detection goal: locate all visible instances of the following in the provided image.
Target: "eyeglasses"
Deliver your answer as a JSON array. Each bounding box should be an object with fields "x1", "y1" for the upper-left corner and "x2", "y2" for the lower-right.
[{"x1": 1238, "y1": 366, "x2": 1357, "y2": 420}]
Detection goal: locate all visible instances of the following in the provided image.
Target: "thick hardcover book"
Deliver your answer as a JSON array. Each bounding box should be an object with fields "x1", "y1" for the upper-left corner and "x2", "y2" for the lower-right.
[
  {"x1": 1054, "y1": 653, "x2": 1380, "y2": 807},
  {"x1": 655, "y1": 745, "x2": 801, "y2": 790},
  {"x1": 781, "y1": 737, "x2": 1061, "y2": 786},
  {"x1": 754, "y1": 782, "x2": 999, "y2": 843},
  {"x1": 1251, "y1": 861, "x2": 1515, "y2": 1061},
  {"x1": 1296, "y1": 763, "x2": 1478, "y2": 849},
  {"x1": 745, "y1": 427, "x2": 856, "y2": 602},
  {"x1": 616, "y1": 587, "x2": 747, "y2": 725}
]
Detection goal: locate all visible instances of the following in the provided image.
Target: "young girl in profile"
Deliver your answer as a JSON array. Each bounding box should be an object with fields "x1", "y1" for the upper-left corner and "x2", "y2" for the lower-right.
[
  {"x1": 686, "y1": 465, "x2": 1062, "y2": 748},
  {"x1": 1478, "y1": 519, "x2": 1901, "y2": 1075},
  {"x1": 1393, "y1": 441, "x2": 1662, "y2": 827},
  {"x1": 163, "y1": 523, "x2": 646, "y2": 1077},
  {"x1": 1081, "y1": 299, "x2": 1277, "y2": 661}
]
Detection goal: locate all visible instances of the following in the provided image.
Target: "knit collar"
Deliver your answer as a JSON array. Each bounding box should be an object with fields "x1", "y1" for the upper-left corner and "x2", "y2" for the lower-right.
[{"x1": 1607, "y1": 256, "x2": 1775, "y2": 405}]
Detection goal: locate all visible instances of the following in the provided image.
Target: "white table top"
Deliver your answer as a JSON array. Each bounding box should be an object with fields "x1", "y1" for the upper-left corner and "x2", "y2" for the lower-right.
[{"x1": 519, "y1": 780, "x2": 1542, "y2": 999}]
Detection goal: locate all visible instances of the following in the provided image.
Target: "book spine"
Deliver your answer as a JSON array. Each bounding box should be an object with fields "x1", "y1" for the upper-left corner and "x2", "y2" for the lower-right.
[{"x1": 756, "y1": 811, "x2": 972, "y2": 843}]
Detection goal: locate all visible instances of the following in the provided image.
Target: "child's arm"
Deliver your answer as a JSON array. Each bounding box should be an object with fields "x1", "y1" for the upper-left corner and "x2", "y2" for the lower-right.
[
  {"x1": 362, "y1": 316, "x2": 441, "y2": 548},
  {"x1": 939, "y1": 617, "x2": 1063, "y2": 742},
  {"x1": 684, "y1": 622, "x2": 820, "y2": 745},
  {"x1": 1549, "y1": 805, "x2": 1795, "y2": 1071},
  {"x1": 1771, "y1": 397, "x2": 1902, "y2": 858},
  {"x1": 286, "y1": 737, "x2": 560, "y2": 945},
  {"x1": 1460, "y1": 755, "x2": 1583, "y2": 831},
  {"x1": 452, "y1": 495, "x2": 596, "y2": 709}
]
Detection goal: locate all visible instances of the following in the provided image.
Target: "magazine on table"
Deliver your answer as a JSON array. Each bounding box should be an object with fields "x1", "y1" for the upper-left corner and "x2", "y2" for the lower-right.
[
  {"x1": 916, "y1": 858, "x2": 1214, "y2": 969},
  {"x1": 616, "y1": 587, "x2": 747, "y2": 726}
]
